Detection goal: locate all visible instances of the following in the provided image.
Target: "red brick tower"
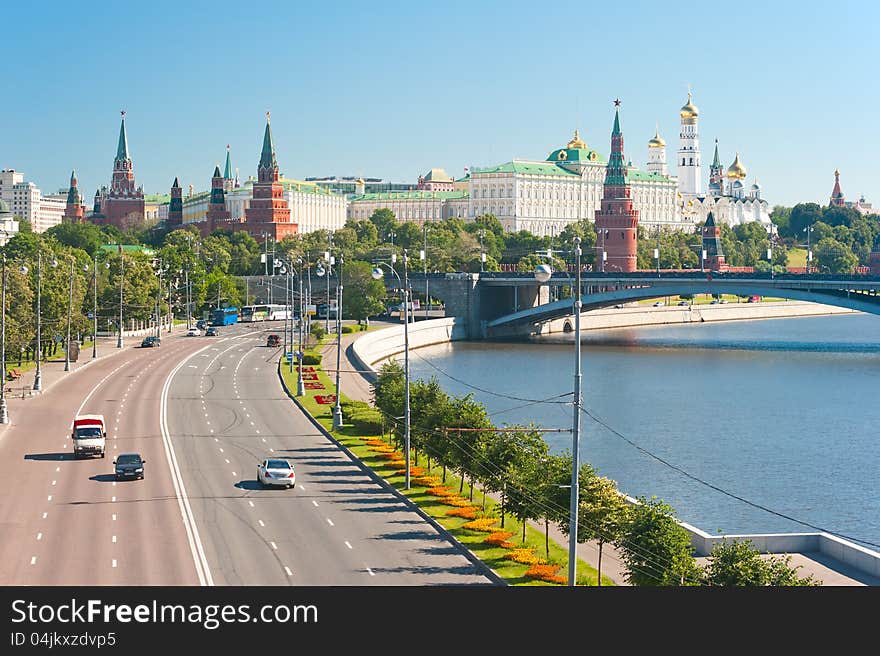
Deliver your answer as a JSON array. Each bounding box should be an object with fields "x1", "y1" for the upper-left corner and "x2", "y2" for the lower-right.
[
  {"x1": 241, "y1": 112, "x2": 295, "y2": 241},
  {"x1": 829, "y1": 169, "x2": 845, "y2": 207},
  {"x1": 100, "y1": 111, "x2": 145, "y2": 229},
  {"x1": 595, "y1": 100, "x2": 638, "y2": 272},
  {"x1": 702, "y1": 211, "x2": 728, "y2": 272},
  {"x1": 167, "y1": 177, "x2": 183, "y2": 229},
  {"x1": 204, "y1": 165, "x2": 231, "y2": 236},
  {"x1": 63, "y1": 170, "x2": 85, "y2": 223}
]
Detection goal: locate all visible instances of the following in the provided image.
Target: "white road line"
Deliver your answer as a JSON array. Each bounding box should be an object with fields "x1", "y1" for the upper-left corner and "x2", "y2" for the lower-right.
[
  {"x1": 41, "y1": 512, "x2": 47, "y2": 519},
  {"x1": 327, "y1": 518, "x2": 334, "y2": 526},
  {"x1": 270, "y1": 541, "x2": 277, "y2": 550},
  {"x1": 51, "y1": 480, "x2": 56, "y2": 486},
  {"x1": 232, "y1": 472, "x2": 237, "y2": 477},
  {"x1": 36, "y1": 533, "x2": 42, "y2": 541},
  {"x1": 219, "y1": 448, "x2": 224, "y2": 453},
  {"x1": 367, "y1": 567, "x2": 375, "y2": 576},
  {"x1": 112, "y1": 482, "x2": 116, "y2": 487},
  {"x1": 225, "y1": 459, "x2": 230, "y2": 464},
  {"x1": 47, "y1": 495, "x2": 52, "y2": 501},
  {"x1": 312, "y1": 500, "x2": 318, "y2": 507},
  {"x1": 298, "y1": 485, "x2": 304, "y2": 490},
  {"x1": 112, "y1": 514, "x2": 116, "y2": 521},
  {"x1": 261, "y1": 438, "x2": 266, "y2": 442},
  {"x1": 30, "y1": 556, "x2": 37, "y2": 565},
  {"x1": 258, "y1": 520, "x2": 265, "y2": 527},
  {"x1": 250, "y1": 421, "x2": 254, "y2": 426},
  {"x1": 112, "y1": 559, "x2": 117, "y2": 568},
  {"x1": 256, "y1": 430, "x2": 261, "y2": 434},
  {"x1": 345, "y1": 541, "x2": 352, "y2": 549},
  {"x1": 111, "y1": 496, "x2": 116, "y2": 502},
  {"x1": 112, "y1": 535, "x2": 117, "y2": 543},
  {"x1": 55, "y1": 467, "x2": 60, "y2": 472},
  {"x1": 248, "y1": 501, "x2": 254, "y2": 508}
]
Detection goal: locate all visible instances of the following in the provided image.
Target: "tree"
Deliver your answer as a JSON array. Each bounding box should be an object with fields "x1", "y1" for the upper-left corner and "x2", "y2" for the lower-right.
[
  {"x1": 770, "y1": 205, "x2": 791, "y2": 235},
  {"x1": 789, "y1": 203, "x2": 823, "y2": 237},
  {"x1": 342, "y1": 260, "x2": 385, "y2": 325},
  {"x1": 369, "y1": 208, "x2": 398, "y2": 241},
  {"x1": 701, "y1": 540, "x2": 819, "y2": 586},
  {"x1": 442, "y1": 394, "x2": 492, "y2": 495},
  {"x1": 407, "y1": 377, "x2": 450, "y2": 467},
  {"x1": 501, "y1": 428, "x2": 550, "y2": 541},
  {"x1": 502, "y1": 230, "x2": 550, "y2": 265},
  {"x1": 44, "y1": 222, "x2": 107, "y2": 257},
  {"x1": 578, "y1": 476, "x2": 629, "y2": 586},
  {"x1": 372, "y1": 360, "x2": 405, "y2": 434},
  {"x1": 534, "y1": 452, "x2": 571, "y2": 559},
  {"x1": 815, "y1": 237, "x2": 859, "y2": 274},
  {"x1": 615, "y1": 496, "x2": 700, "y2": 586}
]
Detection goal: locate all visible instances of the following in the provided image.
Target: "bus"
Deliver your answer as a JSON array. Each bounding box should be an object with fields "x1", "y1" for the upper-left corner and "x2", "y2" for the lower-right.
[
  {"x1": 211, "y1": 307, "x2": 239, "y2": 326},
  {"x1": 240, "y1": 304, "x2": 289, "y2": 322}
]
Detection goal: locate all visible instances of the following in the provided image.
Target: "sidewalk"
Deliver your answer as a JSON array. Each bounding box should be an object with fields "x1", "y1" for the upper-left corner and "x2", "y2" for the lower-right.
[{"x1": 319, "y1": 328, "x2": 631, "y2": 585}]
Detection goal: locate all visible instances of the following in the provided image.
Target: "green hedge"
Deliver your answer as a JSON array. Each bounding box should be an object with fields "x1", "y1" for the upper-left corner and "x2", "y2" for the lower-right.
[
  {"x1": 341, "y1": 325, "x2": 356, "y2": 334},
  {"x1": 348, "y1": 408, "x2": 383, "y2": 435},
  {"x1": 301, "y1": 353, "x2": 322, "y2": 366},
  {"x1": 341, "y1": 399, "x2": 371, "y2": 413}
]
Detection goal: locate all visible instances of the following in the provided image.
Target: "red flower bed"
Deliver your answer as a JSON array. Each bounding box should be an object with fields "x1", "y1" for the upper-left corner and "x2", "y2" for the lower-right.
[
  {"x1": 314, "y1": 394, "x2": 337, "y2": 404},
  {"x1": 304, "y1": 382, "x2": 325, "y2": 390}
]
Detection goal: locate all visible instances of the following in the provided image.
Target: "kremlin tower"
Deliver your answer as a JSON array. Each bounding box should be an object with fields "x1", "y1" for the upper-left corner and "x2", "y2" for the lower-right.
[
  {"x1": 167, "y1": 177, "x2": 183, "y2": 229},
  {"x1": 63, "y1": 170, "x2": 85, "y2": 223},
  {"x1": 90, "y1": 112, "x2": 145, "y2": 229},
  {"x1": 595, "y1": 100, "x2": 639, "y2": 273},
  {"x1": 204, "y1": 165, "x2": 232, "y2": 235},
  {"x1": 240, "y1": 113, "x2": 296, "y2": 241},
  {"x1": 677, "y1": 90, "x2": 701, "y2": 199},
  {"x1": 707, "y1": 140, "x2": 724, "y2": 196},
  {"x1": 701, "y1": 212, "x2": 728, "y2": 272}
]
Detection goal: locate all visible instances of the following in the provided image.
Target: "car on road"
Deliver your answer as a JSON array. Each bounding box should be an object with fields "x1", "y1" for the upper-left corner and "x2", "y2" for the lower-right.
[
  {"x1": 186, "y1": 327, "x2": 202, "y2": 336},
  {"x1": 205, "y1": 327, "x2": 218, "y2": 336},
  {"x1": 71, "y1": 414, "x2": 106, "y2": 459},
  {"x1": 677, "y1": 300, "x2": 689, "y2": 306},
  {"x1": 652, "y1": 301, "x2": 664, "y2": 307},
  {"x1": 266, "y1": 333, "x2": 281, "y2": 347},
  {"x1": 196, "y1": 320, "x2": 207, "y2": 330},
  {"x1": 613, "y1": 304, "x2": 624, "y2": 309},
  {"x1": 710, "y1": 299, "x2": 720, "y2": 304},
  {"x1": 141, "y1": 336, "x2": 161, "y2": 347},
  {"x1": 257, "y1": 458, "x2": 295, "y2": 488},
  {"x1": 114, "y1": 452, "x2": 145, "y2": 480}
]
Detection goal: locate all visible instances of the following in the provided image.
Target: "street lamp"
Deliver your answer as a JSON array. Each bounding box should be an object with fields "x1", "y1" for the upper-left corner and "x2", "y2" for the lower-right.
[
  {"x1": 92, "y1": 255, "x2": 98, "y2": 358},
  {"x1": 534, "y1": 236, "x2": 583, "y2": 587},
  {"x1": 32, "y1": 253, "x2": 56, "y2": 392},
  {"x1": 1, "y1": 255, "x2": 9, "y2": 423},
  {"x1": 803, "y1": 225, "x2": 814, "y2": 275},
  {"x1": 117, "y1": 250, "x2": 124, "y2": 348},
  {"x1": 63, "y1": 256, "x2": 86, "y2": 372},
  {"x1": 372, "y1": 254, "x2": 411, "y2": 489},
  {"x1": 767, "y1": 246, "x2": 774, "y2": 280},
  {"x1": 478, "y1": 230, "x2": 485, "y2": 273},
  {"x1": 321, "y1": 248, "x2": 334, "y2": 334}
]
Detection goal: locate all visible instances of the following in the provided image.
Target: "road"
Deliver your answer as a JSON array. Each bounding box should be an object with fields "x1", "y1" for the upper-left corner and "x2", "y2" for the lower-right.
[
  {"x1": 0, "y1": 322, "x2": 494, "y2": 586},
  {"x1": 167, "y1": 323, "x2": 493, "y2": 585}
]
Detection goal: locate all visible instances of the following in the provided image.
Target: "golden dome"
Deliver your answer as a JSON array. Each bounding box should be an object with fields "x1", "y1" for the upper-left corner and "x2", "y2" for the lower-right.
[
  {"x1": 566, "y1": 129, "x2": 587, "y2": 150},
  {"x1": 680, "y1": 91, "x2": 699, "y2": 120},
  {"x1": 727, "y1": 152, "x2": 747, "y2": 179},
  {"x1": 648, "y1": 126, "x2": 666, "y2": 148}
]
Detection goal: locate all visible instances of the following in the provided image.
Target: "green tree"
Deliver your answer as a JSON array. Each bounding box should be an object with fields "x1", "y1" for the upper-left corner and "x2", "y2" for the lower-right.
[
  {"x1": 502, "y1": 429, "x2": 551, "y2": 542},
  {"x1": 369, "y1": 208, "x2": 398, "y2": 242},
  {"x1": 578, "y1": 476, "x2": 630, "y2": 586},
  {"x1": 372, "y1": 360, "x2": 405, "y2": 433},
  {"x1": 814, "y1": 237, "x2": 859, "y2": 273},
  {"x1": 789, "y1": 203, "x2": 823, "y2": 237},
  {"x1": 701, "y1": 540, "x2": 820, "y2": 586},
  {"x1": 615, "y1": 496, "x2": 700, "y2": 586},
  {"x1": 770, "y1": 205, "x2": 791, "y2": 235},
  {"x1": 535, "y1": 452, "x2": 572, "y2": 559},
  {"x1": 407, "y1": 377, "x2": 450, "y2": 468},
  {"x1": 44, "y1": 222, "x2": 107, "y2": 257},
  {"x1": 341, "y1": 260, "x2": 385, "y2": 326}
]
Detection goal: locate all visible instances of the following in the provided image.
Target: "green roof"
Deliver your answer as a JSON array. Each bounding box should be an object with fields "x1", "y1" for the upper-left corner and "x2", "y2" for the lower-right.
[
  {"x1": 350, "y1": 190, "x2": 468, "y2": 201},
  {"x1": 182, "y1": 192, "x2": 211, "y2": 205},
  {"x1": 470, "y1": 161, "x2": 581, "y2": 177},
  {"x1": 237, "y1": 178, "x2": 341, "y2": 197},
  {"x1": 100, "y1": 244, "x2": 155, "y2": 255},
  {"x1": 144, "y1": 193, "x2": 171, "y2": 204},
  {"x1": 626, "y1": 169, "x2": 674, "y2": 183}
]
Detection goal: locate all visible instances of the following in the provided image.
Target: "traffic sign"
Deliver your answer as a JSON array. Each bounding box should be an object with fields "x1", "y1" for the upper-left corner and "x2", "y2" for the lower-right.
[{"x1": 87, "y1": 312, "x2": 94, "y2": 319}]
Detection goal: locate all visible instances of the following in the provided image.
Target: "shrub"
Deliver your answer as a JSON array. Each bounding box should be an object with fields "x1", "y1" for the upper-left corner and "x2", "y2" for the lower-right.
[
  {"x1": 348, "y1": 408, "x2": 383, "y2": 435},
  {"x1": 341, "y1": 325, "x2": 356, "y2": 334},
  {"x1": 310, "y1": 323, "x2": 326, "y2": 341},
  {"x1": 342, "y1": 399, "x2": 371, "y2": 413},
  {"x1": 301, "y1": 353, "x2": 322, "y2": 366}
]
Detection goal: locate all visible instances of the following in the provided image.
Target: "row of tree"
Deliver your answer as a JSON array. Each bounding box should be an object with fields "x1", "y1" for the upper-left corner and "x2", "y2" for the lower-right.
[{"x1": 371, "y1": 362, "x2": 818, "y2": 586}]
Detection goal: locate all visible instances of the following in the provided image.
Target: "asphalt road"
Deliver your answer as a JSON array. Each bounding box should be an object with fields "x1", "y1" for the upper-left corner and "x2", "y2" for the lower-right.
[
  {"x1": 0, "y1": 335, "x2": 207, "y2": 585},
  {"x1": 166, "y1": 323, "x2": 494, "y2": 585}
]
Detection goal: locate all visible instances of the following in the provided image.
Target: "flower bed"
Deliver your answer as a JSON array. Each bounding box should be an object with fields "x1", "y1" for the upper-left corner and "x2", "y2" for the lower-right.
[
  {"x1": 413, "y1": 475, "x2": 442, "y2": 487},
  {"x1": 505, "y1": 549, "x2": 543, "y2": 565},
  {"x1": 462, "y1": 517, "x2": 500, "y2": 533},
  {"x1": 445, "y1": 506, "x2": 479, "y2": 519},
  {"x1": 484, "y1": 531, "x2": 515, "y2": 548},
  {"x1": 368, "y1": 445, "x2": 396, "y2": 454},
  {"x1": 426, "y1": 487, "x2": 456, "y2": 497},
  {"x1": 439, "y1": 496, "x2": 474, "y2": 507},
  {"x1": 525, "y1": 563, "x2": 566, "y2": 584}
]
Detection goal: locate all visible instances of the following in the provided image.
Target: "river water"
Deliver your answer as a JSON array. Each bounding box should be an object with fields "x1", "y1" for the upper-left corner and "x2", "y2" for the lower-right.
[{"x1": 403, "y1": 313, "x2": 880, "y2": 550}]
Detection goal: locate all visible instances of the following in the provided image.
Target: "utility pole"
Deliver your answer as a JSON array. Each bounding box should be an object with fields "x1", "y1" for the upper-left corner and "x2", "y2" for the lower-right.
[
  {"x1": 33, "y1": 251, "x2": 43, "y2": 390},
  {"x1": 117, "y1": 250, "x2": 124, "y2": 348},
  {"x1": 332, "y1": 253, "x2": 344, "y2": 430},
  {"x1": 92, "y1": 255, "x2": 98, "y2": 357}
]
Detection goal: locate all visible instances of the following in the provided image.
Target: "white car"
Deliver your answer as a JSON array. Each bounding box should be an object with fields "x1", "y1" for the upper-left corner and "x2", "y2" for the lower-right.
[
  {"x1": 186, "y1": 327, "x2": 202, "y2": 336},
  {"x1": 257, "y1": 458, "x2": 296, "y2": 488}
]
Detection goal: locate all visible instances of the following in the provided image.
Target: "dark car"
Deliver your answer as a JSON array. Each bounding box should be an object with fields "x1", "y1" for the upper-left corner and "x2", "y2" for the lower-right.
[
  {"x1": 196, "y1": 320, "x2": 207, "y2": 330},
  {"x1": 266, "y1": 334, "x2": 281, "y2": 347},
  {"x1": 141, "y1": 336, "x2": 161, "y2": 348},
  {"x1": 114, "y1": 452, "x2": 145, "y2": 481},
  {"x1": 205, "y1": 327, "x2": 218, "y2": 336}
]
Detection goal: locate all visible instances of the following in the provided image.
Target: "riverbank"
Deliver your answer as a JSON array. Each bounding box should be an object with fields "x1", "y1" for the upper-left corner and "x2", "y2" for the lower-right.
[{"x1": 349, "y1": 314, "x2": 880, "y2": 585}]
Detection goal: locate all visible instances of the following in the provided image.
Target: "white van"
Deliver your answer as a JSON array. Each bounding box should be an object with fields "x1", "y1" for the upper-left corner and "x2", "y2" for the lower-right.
[{"x1": 71, "y1": 414, "x2": 106, "y2": 458}]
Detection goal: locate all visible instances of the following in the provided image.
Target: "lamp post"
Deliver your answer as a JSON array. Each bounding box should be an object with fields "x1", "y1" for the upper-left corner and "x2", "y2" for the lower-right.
[
  {"x1": 33, "y1": 252, "x2": 54, "y2": 391},
  {"x1": 0, "y1": 255, "x2": 8, "y2": 423},
  {"x1": 331, "y1": 253, "x2": 344, "y2": 430},
  {"x1": 535, "y1": 236, "x2": 583, "y2": 587},
  {"x1": 117, "y1": 250, "x2": 124, "y2": 348},
  {"x1": 767, "y1": 246, "x2": 774, "y2": 280},
  {"x1": 599, "y1": 229, "x2": 609, "y2": 272},
  {"x1": 323, "y1": 248, "x2": 333, "y2": 334},
  {"x1": 654, "y1": 227, "x2": 661, "y2": 278},
  {"x1": 803, "y1": 225, "x2": 813, "y2": 275},
  {"x1": 421, "y1": 222, "x2": 431, "y2": 321},
  {"x1": 478, "y1": 230, "x2": 485, "y2": 273},
  {"x1": 295, "y1": 258, "x2": 305, "y2": 394},
  {"x1": 92, "y1": 255, "x2": 98, "y2": 358},
  {"x1": 372, "y1": 256, "x2": 411, "y2": 489},
  {"x1": 64, "y1": 257, "x2": 75, "y2": 372}
]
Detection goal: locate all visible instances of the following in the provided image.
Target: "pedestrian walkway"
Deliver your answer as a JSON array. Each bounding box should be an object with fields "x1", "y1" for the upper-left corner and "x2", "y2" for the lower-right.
[{"x1": 320, "y1": 324, "x2": 877, "y2": 586}]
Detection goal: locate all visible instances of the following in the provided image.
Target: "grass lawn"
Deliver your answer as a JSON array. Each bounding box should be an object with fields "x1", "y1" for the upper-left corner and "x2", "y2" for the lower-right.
[
  {"x1": 278, "y1": 354, "x2": 613, "y2": 586},
  {"x1": 788, "y1": 248, "x2": 807, "y2": 267}
]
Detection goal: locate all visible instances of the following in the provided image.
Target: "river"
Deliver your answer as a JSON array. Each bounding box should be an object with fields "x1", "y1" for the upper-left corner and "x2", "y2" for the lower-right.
[{"x1": 403, "y1": 313, "x2": 880, "y2": 551}]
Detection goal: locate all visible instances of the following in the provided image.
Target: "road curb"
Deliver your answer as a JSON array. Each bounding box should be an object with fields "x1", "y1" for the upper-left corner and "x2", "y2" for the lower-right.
[{"x1": 276, "y1": 360, "x2": 506, "y2": 587}]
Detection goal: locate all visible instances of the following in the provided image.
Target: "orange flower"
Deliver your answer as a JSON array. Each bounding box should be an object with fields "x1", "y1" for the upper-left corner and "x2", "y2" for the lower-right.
[
  {"x1": 446, "y1": 507, "x2": 478, "y2": 519},
  {"x1": 364, "y1": 439, "x2": 387, "y2": 446},
  {"x1": 369, "y1": 445, "x2": 396, "y2": 454},
  {"x1": 505, "y1": 549, "x2": 544, "y2": 565},
  {"x1": 525, "y1": 563, "x2": 565, "y2": 584},
  {"x1": 462, "y1": 517, "x2": 500, "y2": 533},
  {"x1": 380, "y1": 452, "x2": 404, "y2": 460},
  {"x1": 408, "y1": 466, "x2": 427, "y2": 476},
  {"x1": 426, "y1": 487, "x2": 455, "y2": 497},
  {"x1": 484, "y1": 531, "x2": 515, "y2": 548},
  {"x1": 440, "y1": 497, "x2": 473, "y2": 507},
  {"x1": 413, "y1": 476, "x2": 442, "y2": 487}
]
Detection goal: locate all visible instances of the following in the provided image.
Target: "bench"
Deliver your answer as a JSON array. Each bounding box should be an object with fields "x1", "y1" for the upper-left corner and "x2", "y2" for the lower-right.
[{"x1": 7, "y1": 369, "x2": 21, "y2": 381}]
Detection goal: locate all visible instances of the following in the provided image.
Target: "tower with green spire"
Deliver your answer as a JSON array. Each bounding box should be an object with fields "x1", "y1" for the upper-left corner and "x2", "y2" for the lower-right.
[
  {"x1": 167, "y1": 177, "x2": 183, "y2": 228},
  {"x1": 243, "y1": 112, "x2": 294, "y2": 242},
  {"x1": 223, "y1": 145, "x2": 234, "y2": 192},
  {"x1": 206, "y1": 165, "x2": 232, "y2": 235},
  {"x1": 701, "y1": 211, "x2": 728, "y2": 272},
  {"x1": 99, "y1": 110, "x2": 144, "y2": 229},
  {"x1": 594, "y1": 100, "x2": 639, "y2": 272},
  {"x1": 708, "y1": 139, "x2": 724, "y2": 196},
  {"x1": 64, "y1": 170, "x2": 84, "y2": 222}
]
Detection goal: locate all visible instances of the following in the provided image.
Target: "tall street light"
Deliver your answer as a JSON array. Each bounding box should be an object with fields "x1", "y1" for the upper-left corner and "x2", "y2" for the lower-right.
[
  {"x1": 322, "y1": 245, "x2": 334, "y2": 335},
  {"x1": 117, "y1": 249, "x2": 124, "y2": 348},
  {"x1": 295, "y1": 258, "x2": 305, "y2": 395},
  {"x1": 33, "y1": 252, "x2": 56, "y2": 392},
  {"x1": 92, "y1": 255, "x2": 98, "y2": 359},
  {"x1": 421, "y1": 222, "x2": 431, "y2": 321},
  {"x1": 535, "y1": 236, "x2": 582, "y2": 587},
  {"x1": 332, "y1": 254, "x2": 344, "y2": 430},
  {"x1": 63, "y1": 255, "x2": 83, "y2": 372},
  {"x1": 1, "y1": 255, "x2": 8, "y2": 423},
  {"x1": 372, "y1": 254, "x2": 411, "y2": 489},
  {"x1": 803, "y1": 225, "x2": 814, "y2": 275}
]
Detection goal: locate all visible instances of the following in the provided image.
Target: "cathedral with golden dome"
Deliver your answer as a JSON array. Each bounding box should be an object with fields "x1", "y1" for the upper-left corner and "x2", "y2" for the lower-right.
[{"x1": 672, "y1": 90, "x2": 774, "y2": 233}]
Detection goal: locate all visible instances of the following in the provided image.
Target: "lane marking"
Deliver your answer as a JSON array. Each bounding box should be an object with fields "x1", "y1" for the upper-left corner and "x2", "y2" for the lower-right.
[
  {"x1": 232, "y1": 472, "x2": 237, "y2": 477},
  {"x1": 312, "y1": 500, "x2": 318, "y2": 507},
  {"x1": 248, "y1": 501, "x2": 254, "y2": 508},
  {"x1": 327, "y1": 518, "x2": 334, "y2": 526},
  {"x1": 112, "y1": 535, "x2": 117, "y2": 543},
  {"x1": 112, "y1": 481, "x2": 116, "y2": 487},
  {"x1": 367, "y1": 567, "x2": 375, "y2": 576},
  {"x1": 283, "y1": 566, "x2": 293, "y2": 577},
  {"x1": 47, "y1": 495, "x2": 52, "y2": 501},
  {"x1": 258, "y1": 520, "x2": 265, "y2": 527},
  {"x1": 219, "y1": 448, "x2": 224, "y2": 453},
  {"x1": 36, "y1": 533, "x2": 42, "y2": 541},
  {"x1": 112, "y1": 514, "x2": 116, "y2": 521},
  {"x1": 112, "y1": 559, "x2": 117, "y2": 568},
  {"x1": 298, "y1": 485, "x2": 304, "y2": 490},
  {"x1": 30, "y1": 556, "x2": 37, "y2": 565},
  {"x1": 345, "y1": 541, "x2": 352, "y2": 549},
  {"x1": 270, "y1": 541, "x2": 277, "y2": 550},
  {"x1": 225, "y1": 459, "x2": 230, "y2": 464},
  {"x1": 55, "y1": 467, "x2": 60, "y2": 472},
  {"x1": 111, "y1": 496, "x2": 116, "y2": 502},
  {"x1": 51, "y1": 480, "x2": 56, "y2": 486},
  {"x1": 41, "y1": 512, "x2": 47, "y2": 519}
]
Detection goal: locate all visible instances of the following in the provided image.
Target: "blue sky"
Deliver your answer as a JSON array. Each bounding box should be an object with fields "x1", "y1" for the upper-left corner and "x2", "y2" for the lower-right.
[{"x1": 2, "y1": 0, "x2": 876, "y2": 208}]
